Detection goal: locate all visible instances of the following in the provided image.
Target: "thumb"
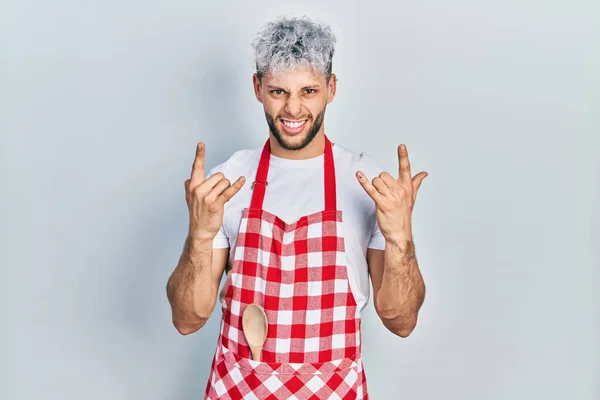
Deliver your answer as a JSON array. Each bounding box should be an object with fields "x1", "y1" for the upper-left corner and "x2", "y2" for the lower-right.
[
  {"x1": 356, "y1": 171, "x2": 381, "y2": 203},
  {"x1": 217, "y1": 176, "x2": 246, "y2": 205}
]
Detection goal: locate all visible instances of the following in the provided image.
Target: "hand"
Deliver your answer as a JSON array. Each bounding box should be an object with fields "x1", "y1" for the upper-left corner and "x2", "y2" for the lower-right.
[
  {"x1": 185, "y1": 142, "x2": 246, "y2": 242},
  {"x1": 356, "y1": 144, "x2": 427, "y2": 243}
]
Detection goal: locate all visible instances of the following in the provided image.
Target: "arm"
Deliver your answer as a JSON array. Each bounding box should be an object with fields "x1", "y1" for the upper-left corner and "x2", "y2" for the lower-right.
[
  {"x1": 357, "y1": 143, "x2": 428, "y2": 338},
  {"x1": 367, "y1": 236, "x2": 425, "y2": 337},
  {"x1": 166, "y1": 238, "x2": 229, "y2": 335},
  {"x1": 166, "y1": 141, "x2": 246, "y2": 335}
]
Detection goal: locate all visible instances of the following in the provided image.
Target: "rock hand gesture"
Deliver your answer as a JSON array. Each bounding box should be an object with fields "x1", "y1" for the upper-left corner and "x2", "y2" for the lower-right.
[
  {"x1": 356, "y1": 144, "x2": 428, "y2": 243},
  {"x1": 184, "y1": 142, "x2": 246, "y2": 242}
]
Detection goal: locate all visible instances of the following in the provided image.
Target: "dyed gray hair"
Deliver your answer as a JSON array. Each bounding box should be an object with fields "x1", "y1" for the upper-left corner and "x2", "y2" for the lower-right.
[{"x1": 252, "y1": 16, "x2": 337, "y2": 80}]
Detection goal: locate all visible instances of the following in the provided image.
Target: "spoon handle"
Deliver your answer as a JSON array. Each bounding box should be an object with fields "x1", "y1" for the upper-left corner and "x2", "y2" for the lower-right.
[{"x1": 250, "y1": 345, "x2": 262, "y2": 362}]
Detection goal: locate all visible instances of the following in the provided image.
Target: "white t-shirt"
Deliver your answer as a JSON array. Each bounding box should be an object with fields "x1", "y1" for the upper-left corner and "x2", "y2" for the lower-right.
[{"x1": 207, "y1": 142, "x2": 386, "y2": 311}]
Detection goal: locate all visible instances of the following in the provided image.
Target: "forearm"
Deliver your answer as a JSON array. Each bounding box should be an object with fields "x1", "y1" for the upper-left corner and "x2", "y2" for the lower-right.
[
  {"x1": 167, "y1": 236, "x2": 216, "y2": 334},
  {"x1": 375, "y1": 236, "x2": 425, "y2": 337}
]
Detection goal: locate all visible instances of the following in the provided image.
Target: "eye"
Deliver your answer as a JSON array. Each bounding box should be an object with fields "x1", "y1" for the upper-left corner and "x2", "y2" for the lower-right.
[
  {"x1": 304, "y1": 89, "x2": 318, "y2": 94},
  {"x1": 271, "y1": 89, "x2": 284, "y2": 95}
]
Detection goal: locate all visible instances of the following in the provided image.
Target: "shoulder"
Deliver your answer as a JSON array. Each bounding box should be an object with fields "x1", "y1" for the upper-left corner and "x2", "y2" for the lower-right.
[
  {"x1": 334, "y1": 144, "x2": 386, "y2": 179},
  {"x1": 206, "y1": 147, "x2": 261, "y2": 178},
  {"x1": 333, "y1": 144, "x2": 384, "y2": 213}
]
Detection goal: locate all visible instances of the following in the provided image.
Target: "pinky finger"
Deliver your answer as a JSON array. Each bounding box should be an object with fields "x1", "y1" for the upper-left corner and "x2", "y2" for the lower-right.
[{"x1": 184, "y1": 179, "x2": 191, "y2": 205}]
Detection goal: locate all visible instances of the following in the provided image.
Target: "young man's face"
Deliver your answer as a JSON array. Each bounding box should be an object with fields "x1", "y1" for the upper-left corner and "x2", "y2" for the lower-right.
[{"x1": 253, "y1": 67, "x2": 336, "y2": 151}]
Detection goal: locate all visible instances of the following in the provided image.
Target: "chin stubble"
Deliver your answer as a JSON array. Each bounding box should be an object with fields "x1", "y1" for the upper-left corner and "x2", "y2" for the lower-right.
[{"x1": 265, "y1": 108, "x2": 326, "y2": 151}]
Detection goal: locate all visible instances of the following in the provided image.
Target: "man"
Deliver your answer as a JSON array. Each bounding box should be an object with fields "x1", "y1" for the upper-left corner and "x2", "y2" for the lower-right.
[{"x1": 167, "y1": 16, "x2": 427, "y2": 400}]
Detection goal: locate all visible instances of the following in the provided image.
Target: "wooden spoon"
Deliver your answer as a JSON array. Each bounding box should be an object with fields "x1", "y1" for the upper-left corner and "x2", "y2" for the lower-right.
[{"x1": 242, "y1": 303, "x2": 268, "y2": 362}]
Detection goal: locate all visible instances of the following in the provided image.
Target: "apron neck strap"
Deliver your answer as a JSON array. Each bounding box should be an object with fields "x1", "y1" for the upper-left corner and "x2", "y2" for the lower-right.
[{"x1": 250, "y1": 135, "x2": 337, "y2": 211}]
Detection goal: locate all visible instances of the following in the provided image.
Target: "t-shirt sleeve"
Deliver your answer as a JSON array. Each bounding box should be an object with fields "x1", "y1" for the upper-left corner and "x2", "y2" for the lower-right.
[
  {"x1": 205, "y1": 163, "x2": 230, "y2": 249},
  {"x1": 212, "y1": 226, "x2": 230, "y2": 249},
  {"x1": 368, "y1": 219, "x2": 386, "y2": 250},
  {"x1": 359, "y1": 151, "x2": 387, "y2": 250}
]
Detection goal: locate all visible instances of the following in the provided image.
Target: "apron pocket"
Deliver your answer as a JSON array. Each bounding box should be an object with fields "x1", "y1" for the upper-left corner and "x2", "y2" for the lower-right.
[
  {"x1": 215, "y1": 344, "x2": 363, "y2": 398},
  {"x1": 220, "y1": 344, "x2": 359, "y2": 375}
]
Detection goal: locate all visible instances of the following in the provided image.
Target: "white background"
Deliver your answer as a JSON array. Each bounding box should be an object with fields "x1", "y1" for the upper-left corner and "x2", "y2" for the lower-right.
[{"x1": 1, "y1": 0, "x2": 598, "y2": 399}]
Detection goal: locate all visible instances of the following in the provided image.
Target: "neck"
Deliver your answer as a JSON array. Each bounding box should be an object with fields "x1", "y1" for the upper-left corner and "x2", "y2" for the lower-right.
[{"x1": 269, "y1": 130, "x2": 334, "y2": 160}]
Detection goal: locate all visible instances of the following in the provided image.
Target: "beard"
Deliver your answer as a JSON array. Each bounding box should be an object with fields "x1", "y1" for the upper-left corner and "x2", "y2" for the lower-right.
[{"x1": 265, "y1": 107, "x2": 326, "y2": 151}]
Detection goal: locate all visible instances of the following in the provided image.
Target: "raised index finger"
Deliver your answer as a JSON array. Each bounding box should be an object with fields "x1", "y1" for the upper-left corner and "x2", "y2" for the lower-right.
[
  {"x1": 190, "y1": 142, "x2": 205, "y2": 189},
  {"x1": 398, "y1": 144, "x2": 412, "y2": 184}
]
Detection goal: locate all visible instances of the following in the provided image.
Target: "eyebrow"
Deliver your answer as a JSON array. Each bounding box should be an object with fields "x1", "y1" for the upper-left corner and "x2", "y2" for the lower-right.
[{"x1": 266, "y1": 84, "x2": 321, "y2": 90}]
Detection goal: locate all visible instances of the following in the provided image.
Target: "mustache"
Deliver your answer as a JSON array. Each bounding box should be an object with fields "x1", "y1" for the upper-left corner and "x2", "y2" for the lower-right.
[{"x1": 278, "y1": 116, "x2": 311, "y2": 121}]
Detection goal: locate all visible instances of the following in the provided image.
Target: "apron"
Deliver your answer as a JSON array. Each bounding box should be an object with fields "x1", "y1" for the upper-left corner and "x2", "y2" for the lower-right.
[{"x1": 204, "y1": 135, "x2": 368, "y2": 399}]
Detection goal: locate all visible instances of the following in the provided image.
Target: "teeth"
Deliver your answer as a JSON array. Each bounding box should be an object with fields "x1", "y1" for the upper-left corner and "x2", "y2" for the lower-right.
[{"x1": 283, "y1": 120, "x2": 306, "y2": 129}]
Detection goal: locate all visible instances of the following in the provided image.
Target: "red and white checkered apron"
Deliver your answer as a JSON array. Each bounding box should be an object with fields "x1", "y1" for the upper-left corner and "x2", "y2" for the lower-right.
[{"x1": 204, "y1": 136, "x2": 368, "y2": 400}]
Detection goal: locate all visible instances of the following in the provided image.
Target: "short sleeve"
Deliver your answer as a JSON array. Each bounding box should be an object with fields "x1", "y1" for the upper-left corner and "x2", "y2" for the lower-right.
[
  {"x1": 368, "y1": 219, "x2": 386, "y2": 250},
  {"x1": 212, "y1": 226, "x2": 230, "y2": 249},
  {"x1": 358, "y1": 151, "x2": 386, "y2": 250},
  {"x1": 205, "y1": 163, "x2": 230, "y2": 249}
]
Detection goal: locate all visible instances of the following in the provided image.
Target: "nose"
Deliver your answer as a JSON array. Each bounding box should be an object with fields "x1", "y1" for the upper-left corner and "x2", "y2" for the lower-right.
[{"x1": 284, "y1": 95, "x2": 302, "y2": 118}]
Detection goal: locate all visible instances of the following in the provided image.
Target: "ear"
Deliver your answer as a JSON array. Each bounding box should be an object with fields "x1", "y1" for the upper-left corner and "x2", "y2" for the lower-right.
[
  {"x1": 253, "y1": 73, "x2": 263, "y2": 104},
  {"x1": 327, "y1": 73, "x2": 337, "y2": 104}
]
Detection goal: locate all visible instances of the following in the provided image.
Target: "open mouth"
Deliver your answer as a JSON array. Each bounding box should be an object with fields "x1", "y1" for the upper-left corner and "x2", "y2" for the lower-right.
[{"x1": 281, "y1": 119, "x2": 308, "y2": 134}]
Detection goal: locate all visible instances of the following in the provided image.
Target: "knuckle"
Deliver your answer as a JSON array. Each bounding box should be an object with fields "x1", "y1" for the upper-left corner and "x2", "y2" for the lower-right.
[{"x1": 192, "y1": 185, "x2": 203, "y2": 196}]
